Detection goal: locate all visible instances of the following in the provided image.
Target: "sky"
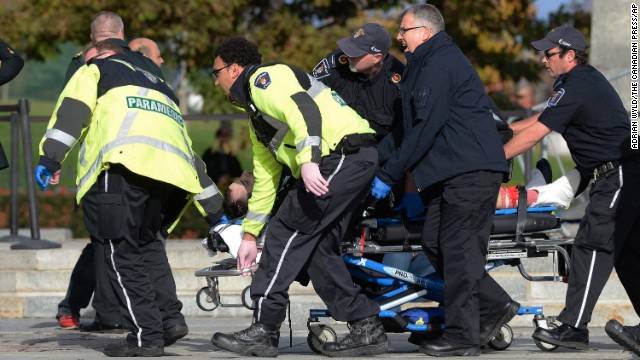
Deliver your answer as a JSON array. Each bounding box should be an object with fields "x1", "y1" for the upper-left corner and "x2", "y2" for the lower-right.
[{"x1": 535, "y1": 0, "x2": 590, "y2": 20}]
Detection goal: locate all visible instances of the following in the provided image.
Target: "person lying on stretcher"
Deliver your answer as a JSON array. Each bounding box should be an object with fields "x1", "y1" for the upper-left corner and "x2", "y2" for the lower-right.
[
  {"x1": 203, "y1": 162, "x2": 582, "y2": 262},
  {"x1": 395, "y1": 159, "x2": 582, "y2": 219}
]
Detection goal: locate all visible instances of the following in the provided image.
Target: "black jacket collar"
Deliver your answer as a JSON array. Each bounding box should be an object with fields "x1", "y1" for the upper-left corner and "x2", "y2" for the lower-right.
[
  {"x1": 229, "y1": 64, "x2": 260, "y2": 105},
  {"x1": 406, "y1": 31, "x2": 453, "y2": 65},
  {"x1": 553, "y1": 64, "x2": 588, "y2": 90}
]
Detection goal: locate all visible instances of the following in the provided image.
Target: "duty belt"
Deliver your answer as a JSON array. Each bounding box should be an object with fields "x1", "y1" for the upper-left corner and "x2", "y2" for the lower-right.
[
  {"x1": 592, "y1": 161, "x2": 620, "y2": 181},
  {"x1": 334, "y1": 133, "x2": 378, "y2": 155}
]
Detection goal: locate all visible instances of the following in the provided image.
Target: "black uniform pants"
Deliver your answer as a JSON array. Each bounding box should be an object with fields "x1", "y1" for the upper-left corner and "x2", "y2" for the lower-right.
[
  {"x1": 83, "y1": 164, "x2": 186, "y2": 347},
  {"x1": 558, "y1": 157, "x2": 640, "y2": 329},
  {"x1": 251, "y1": 147, "x2": 380, "y2": 326},
  {"x1": 57, "y1": 240, "x2": 123, "y2": 327},
  {"x1": 420, "y1": 171, "x2": 510, "y2": 346}
]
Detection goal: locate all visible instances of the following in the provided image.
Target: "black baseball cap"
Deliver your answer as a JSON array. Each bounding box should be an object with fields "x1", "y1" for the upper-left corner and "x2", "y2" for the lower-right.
[
  {"x1": 337, "y1": 23, "x2": 391, "y2": 57},
  {"x1": 531, "y1": 25, "x2": 588, "y2": 52}
]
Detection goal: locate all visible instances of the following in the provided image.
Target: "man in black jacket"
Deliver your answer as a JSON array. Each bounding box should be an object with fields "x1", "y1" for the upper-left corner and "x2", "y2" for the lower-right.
[{"x1": 370, "y1": 4, "x2": 518, "y2": 356}]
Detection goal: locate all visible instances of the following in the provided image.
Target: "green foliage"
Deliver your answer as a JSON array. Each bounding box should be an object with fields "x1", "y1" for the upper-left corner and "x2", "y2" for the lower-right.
[
  {"x1": 1, "y1": 0, "x2": 591, "y2": 113},
  {"x1": 429, "y1": 0, "x2": 541, "y2": 85}
]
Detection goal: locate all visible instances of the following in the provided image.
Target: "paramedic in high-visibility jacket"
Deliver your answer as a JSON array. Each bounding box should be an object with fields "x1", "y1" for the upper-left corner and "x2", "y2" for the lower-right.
[
  {"x1": 35, "y1": 41, "x2": 223, "y2": 357},
  {"x1": 209, "y1": 37, "x2": 389, "y2": 358}
]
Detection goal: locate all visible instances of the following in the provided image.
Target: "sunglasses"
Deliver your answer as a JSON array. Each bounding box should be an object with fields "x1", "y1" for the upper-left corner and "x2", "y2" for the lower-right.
[
  {"x1": 543, "y1": 50, "x2": 562, "y2": 60},
  {"x1": 211, "y1": 64, "x2": 231, "y2": 79}
]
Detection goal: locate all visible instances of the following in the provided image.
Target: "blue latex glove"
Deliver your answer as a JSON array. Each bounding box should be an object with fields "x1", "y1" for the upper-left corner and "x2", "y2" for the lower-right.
[
  {"x1": 371, "y1": 176, "x2": 392, "y2": 199},
  {"x1": 394, "y1": 192, "x2": 424, "y2": 218},
  {"x1": 35, "y1": 165, "x2": 54, "y2": 191}
]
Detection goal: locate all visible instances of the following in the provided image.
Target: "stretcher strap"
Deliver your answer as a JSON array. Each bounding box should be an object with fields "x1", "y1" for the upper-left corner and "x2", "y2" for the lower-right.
[{"x1": 515, "y1": 186, "x2": 527, "y2": 243}]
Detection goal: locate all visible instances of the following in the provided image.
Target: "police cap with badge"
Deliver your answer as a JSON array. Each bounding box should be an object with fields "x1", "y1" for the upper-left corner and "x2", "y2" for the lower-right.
[
  {"x1": 312, "y1": 23, "x2": 392, "y2": 79},
  {"x1": 530, "y1": 24, "x2": 589, "y2": 52},
  {"x1": 531, "y1": 25, "x2": 588, "y2": 108}
]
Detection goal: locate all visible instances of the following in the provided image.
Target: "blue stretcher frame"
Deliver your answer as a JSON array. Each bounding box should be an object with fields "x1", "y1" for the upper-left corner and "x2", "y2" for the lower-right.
[{"x1": 308, "y1": 206, "x2": 563, "y2": 341}]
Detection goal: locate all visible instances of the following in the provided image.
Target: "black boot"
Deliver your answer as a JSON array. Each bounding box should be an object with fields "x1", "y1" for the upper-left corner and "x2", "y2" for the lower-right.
[
  {"x1": 322, "y1": 315, "x2": 389, "y2": 357},
  {"x1": 164, "y1": 322, "x2": 189, "y2": 346},
  {"x1": 479, "y1": 300, "x2": 520, "y2": 345},
  {"x1": 536, "y1": 158, "x2": 553, "y2": 184},
  {"x1": 605, "y1": 319, "x2": 640, "y2": 356},
  {"x1": 103, "y1": 339, "x2": 164, "y2": 357},
  {"x1": 211, "y1": 322, "x2": 279, "y2": 357},
  {"x1": 532, "y1": 323, "x2": 589, "y2": 350}
]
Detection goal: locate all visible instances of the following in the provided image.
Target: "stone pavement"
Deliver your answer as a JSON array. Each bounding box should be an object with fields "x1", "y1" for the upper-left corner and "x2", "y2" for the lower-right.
[{"x1": 0, "y1": 317, "x2": 637, "y2": 359}]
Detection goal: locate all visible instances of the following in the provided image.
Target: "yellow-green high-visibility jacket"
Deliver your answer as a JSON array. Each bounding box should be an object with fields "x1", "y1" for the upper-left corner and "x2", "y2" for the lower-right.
[
  {"x1": 39, "y1": 55, "x2": 208, "y2": 206},
  {"x1": 228, "y1": 63, "x2": 375, "y2": 237}
]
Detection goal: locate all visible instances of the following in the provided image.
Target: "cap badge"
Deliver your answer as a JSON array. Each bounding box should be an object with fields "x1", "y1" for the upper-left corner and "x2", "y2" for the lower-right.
[
  {"x1": 353, "y1": 28, "x2": 365, "y2": 38},
  {"x1": 558, "y1": 38, "x2": 571, "y2": 47}
]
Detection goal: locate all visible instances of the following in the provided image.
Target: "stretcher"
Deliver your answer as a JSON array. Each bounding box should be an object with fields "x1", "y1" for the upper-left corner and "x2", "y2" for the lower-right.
[{"x1": 194, "y1": 194, "x2": 574, "y2": 352}]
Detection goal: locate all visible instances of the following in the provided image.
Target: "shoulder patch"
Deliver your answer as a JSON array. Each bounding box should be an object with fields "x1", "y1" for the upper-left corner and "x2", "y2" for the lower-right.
[
  {"x1": 414, "y1": 87, "x2": 430, "y2": 109},
  {"x1": 338, "y1": 54, "x2": 349, "y2": 65},
  {"x1": 312, "y1": 58, "x2": 331, "y2": 79},
  {"x1": 254, "y1": 72, "x2": 272, "y2": 90},
  {"x1": 547, "y1": 88, "x2": 565, "y2": 107}
]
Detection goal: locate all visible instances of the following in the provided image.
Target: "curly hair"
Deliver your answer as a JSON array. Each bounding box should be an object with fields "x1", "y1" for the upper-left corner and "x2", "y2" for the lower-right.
[{"x1": 213, "y1": 37, "x2": 262, "y2": 66}]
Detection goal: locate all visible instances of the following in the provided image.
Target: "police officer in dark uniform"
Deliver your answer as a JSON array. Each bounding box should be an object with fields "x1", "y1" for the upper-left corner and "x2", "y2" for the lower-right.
[
  {"x1": 504, "y1": 25, "x2": 640, "y2": 351},
  {"x1": 312, "y1": 23, "x2": 427, "y2": 222},
  {"x1": 312, "y1": 23, "x2": 404, "y2": 148}
]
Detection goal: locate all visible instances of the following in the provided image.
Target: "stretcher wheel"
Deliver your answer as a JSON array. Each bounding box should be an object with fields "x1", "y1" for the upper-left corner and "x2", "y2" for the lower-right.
[
  {"x1": 196, "y1": 286, "x2": 219, "y2": 311},
  {"x1": 534, "y1": 322, "x2": 559, "y2": 351},
  {"x1": 307, "y1": 325, "x2": 337, "y2": 354},
  {"x1": 241, "y1": 285, "x2": 254, "y2": 310},
  {"x1": 488, "y1": 323, "x2": 513, "y2": 350}
]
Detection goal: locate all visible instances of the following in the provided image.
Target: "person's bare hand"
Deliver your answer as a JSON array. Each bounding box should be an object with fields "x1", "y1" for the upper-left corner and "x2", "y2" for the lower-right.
[
  {"x1": 49, "y1": 170, "x2": 61, "y2": 185},
  {"x1": 237, "y1": 240, "x2": 257, "y2": 276},
  {"x1": 300, "y1": 162, "x2": 328, "y2": 196}
]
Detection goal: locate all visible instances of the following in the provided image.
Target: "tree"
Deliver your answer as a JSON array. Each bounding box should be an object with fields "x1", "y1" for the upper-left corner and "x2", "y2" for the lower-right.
[
  {"x1": 1, "y1": 0, "x2": 588, "y2": 112},
  {"x1": 0, "y1": 0, "x2": 402, "y2": 113}
]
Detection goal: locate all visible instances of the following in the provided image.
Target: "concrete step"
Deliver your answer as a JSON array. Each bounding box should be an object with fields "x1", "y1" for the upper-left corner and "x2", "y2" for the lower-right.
[{"x1": 0, "y1": 235, "x2": 637, "y2": 327}]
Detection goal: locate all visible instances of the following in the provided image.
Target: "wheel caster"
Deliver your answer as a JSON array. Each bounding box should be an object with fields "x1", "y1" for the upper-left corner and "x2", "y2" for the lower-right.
[
  {"x1": 196, "y1": 286, "x2": 219, "y2": 311},
  {"x1": 241, "y1": 285, "x2": 254, "y2": 310},
  {"x1": 534, "y1": 322, "x2": 559, "y2": 351},
  {"x1": 488, "y1": 323, "x2": 513, "y2": 350},
  {"x1": 307, "y1": 324, "x2": 337, "y2": 354}
]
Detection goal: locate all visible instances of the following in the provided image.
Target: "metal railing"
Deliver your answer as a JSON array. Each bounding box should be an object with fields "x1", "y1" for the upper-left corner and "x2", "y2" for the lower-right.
[{"x1": 0, "y1": 99, "x2": 60, "y2": 249}]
